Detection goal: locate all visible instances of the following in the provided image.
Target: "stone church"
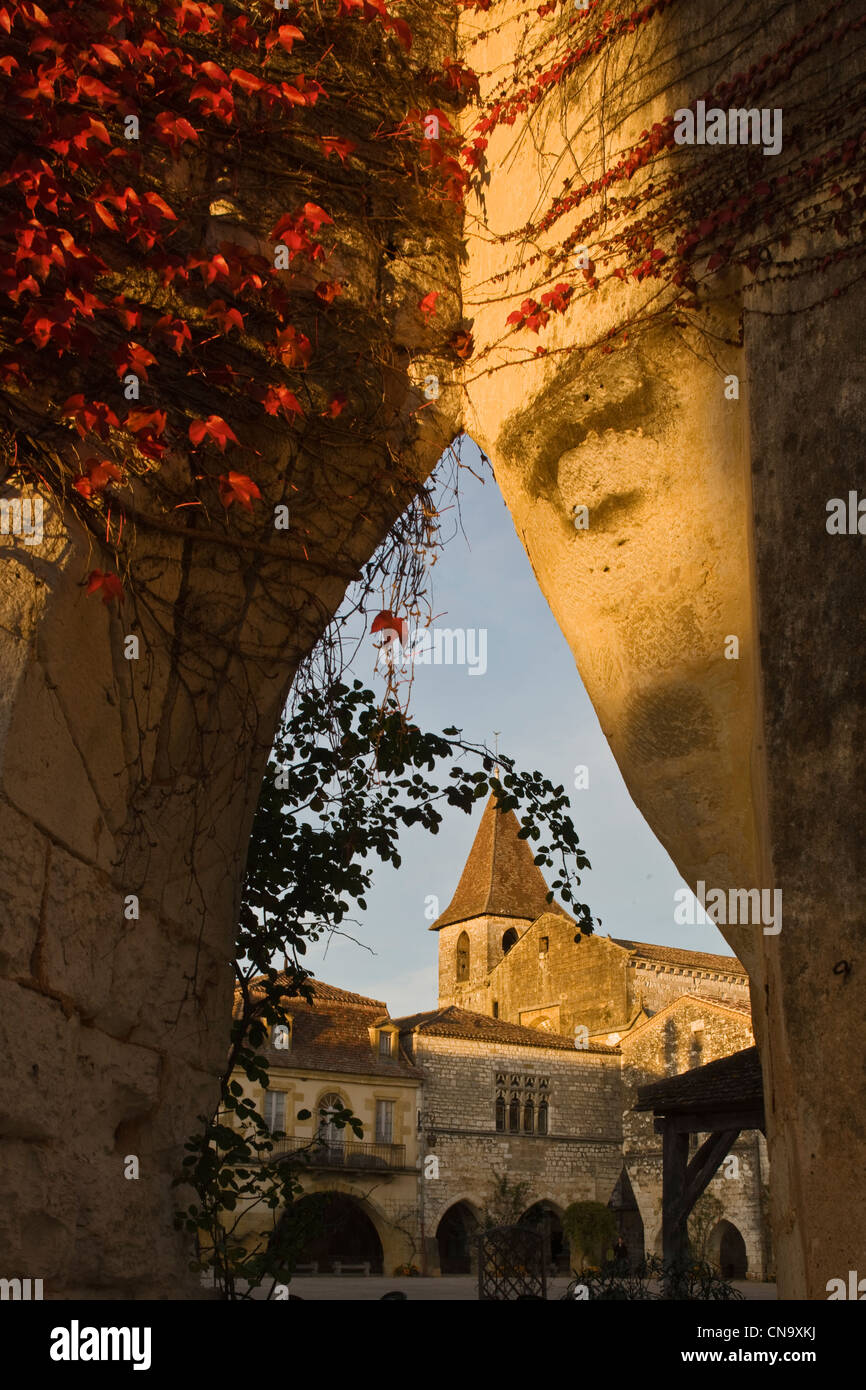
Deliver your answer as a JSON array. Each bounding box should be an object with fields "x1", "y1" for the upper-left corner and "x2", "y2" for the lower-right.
[
  {"x1": 391, "y1": 794, "x2": 770, "y2": 1278},
  {"x1": 243, "y1": 795, "x2": 771, "y2": 1281}
]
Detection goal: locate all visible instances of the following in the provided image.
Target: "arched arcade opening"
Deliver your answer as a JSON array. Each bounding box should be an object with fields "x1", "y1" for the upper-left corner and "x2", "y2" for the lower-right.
[
  {"x1": 519, "y1": 1201, "x2": 568, "y2": 1273},
  {"x1": 276, "y1": 1190, "x2": 385, "y2": 1275},
  {"x1": 607, "y1": 1167, "x2": 645, "y2": 1266},
  {"x1": 436, "y1": 1201, "x2": 480, "y2": 1275},
  {"x1": 707, "y1": 1219, "x2": 748, "y2": 1280}
]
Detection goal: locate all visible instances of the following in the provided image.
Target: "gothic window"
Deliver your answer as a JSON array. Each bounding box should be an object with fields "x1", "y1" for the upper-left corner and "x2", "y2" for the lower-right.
[
  {"x1": 538, "y1": 1099, "x2": 549, "y2": 1135},
  {"x1": 523, "y1": 1098, "x2": 534, "y2": 1133},
  {"x1": 539, "y1": 1077, "x2": 549, "y2": 1089},
  {"x1": 509, "y1": 1096, "x2": 520, "y2": 1132},
  {"x1": 495, "y1": 1094, "x2": 506, "y2": 1131},
  {"x1": 511, "y1": 1075, "x2": 521, "y2": 1087},
  {"x1": 456, "y1": 931, "x2": 470, "y2": 982},
  {"x1": 495, "y1": 1073, "x2": 506, "y2": 1086},
  {"x1": 524, "y1": 1075, "x2": 534, "y2": 1088},
  {"x1": 502, "y1": 927, "x2": 519, "y2": 954}
]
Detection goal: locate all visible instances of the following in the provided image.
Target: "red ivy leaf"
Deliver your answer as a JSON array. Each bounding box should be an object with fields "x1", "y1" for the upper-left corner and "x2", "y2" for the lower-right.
[
  {"x1": 218, "y1": 471, "x2": 261, "y2": 509},
  {"x1": 266, "y1": 24, "x2": 304, "y2": 55},
  {"x1": 74, "y1": 458, "x2": 123, "y2": 498},
  {"x1": 273, "y1": 326, "x2": 312, "y2": 367},
  {"x1": 320, "y1": 135, "x2": 356, "y2": 163},
  {"x1": 371, "y1": 609, "x2": 409, "y2": 644},
  {"x1": 113, "y1": 342, "x2": 158, "y2": 381},
  {"x1": 261, "y1": 385, "x2": 304, "y2": 418},
  {"x1": 189, "y1": 414, "x2": 240, "y2": 450},
  {"x1": 86, "y1": 570, "x2": 123, "y2": 604},
  {"x1": 63, "y1": 396, "x2": 120, "y2": 439},
  {"x1": 91, "y1": 43, "x2": 123, "y2": 67},
  {"x1": 125, "y1": 408, "x2": 166, "y2": 437}
]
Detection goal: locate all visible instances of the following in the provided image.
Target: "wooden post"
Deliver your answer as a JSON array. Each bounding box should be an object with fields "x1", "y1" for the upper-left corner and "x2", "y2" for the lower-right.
[{"x1": 661, "y1": 1121, "x2": 690, "y2": 1267}]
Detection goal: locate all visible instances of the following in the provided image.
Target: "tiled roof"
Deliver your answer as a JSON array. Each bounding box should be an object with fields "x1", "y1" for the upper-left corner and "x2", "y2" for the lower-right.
[
  {"x1": 395, "y1": 1005, "x2": 619, "y2": 1054},
  {"x1": 431, "y1": 793, "x2": 571, "y2": 930},
  {"x1": 612, "y1": 938, "x2": 748, "y2": 976},
  {"x1": 249, "y1": 975, "x2": 386, "y2": 1009},
  {"x1": 244, "y1": 976, "x2": 422, "y2": 1080},
  {"x1": 634, "y1": 1046, "x2": 764, "y2": 1114}
]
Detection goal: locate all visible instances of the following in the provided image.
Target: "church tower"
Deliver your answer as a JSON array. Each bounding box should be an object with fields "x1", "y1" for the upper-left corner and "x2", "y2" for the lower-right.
[{"x1": 431, "y1": 794, "x2": 570, "y2": 1012}]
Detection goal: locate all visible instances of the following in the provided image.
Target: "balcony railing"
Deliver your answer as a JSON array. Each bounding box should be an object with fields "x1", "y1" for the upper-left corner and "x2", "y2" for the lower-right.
[{"x1": 270, "y1": 1136, "x2": 407, "y2": 1171}]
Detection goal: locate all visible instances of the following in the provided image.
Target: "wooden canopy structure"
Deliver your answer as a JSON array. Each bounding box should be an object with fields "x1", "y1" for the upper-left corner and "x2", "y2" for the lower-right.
[{"x1": 634, "y1": 1045, "x2": 765, "y2": 1266}]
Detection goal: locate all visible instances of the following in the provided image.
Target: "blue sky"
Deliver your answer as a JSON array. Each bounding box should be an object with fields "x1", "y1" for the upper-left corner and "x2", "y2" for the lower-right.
[{"x1": 297, "y1": 437, "x2": 731, "y2": 1016}]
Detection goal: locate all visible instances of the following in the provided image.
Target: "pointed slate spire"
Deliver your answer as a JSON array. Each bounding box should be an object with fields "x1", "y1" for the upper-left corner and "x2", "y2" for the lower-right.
[{"x1": 430, "y1": 793, "x2": 571, "y2": 930}]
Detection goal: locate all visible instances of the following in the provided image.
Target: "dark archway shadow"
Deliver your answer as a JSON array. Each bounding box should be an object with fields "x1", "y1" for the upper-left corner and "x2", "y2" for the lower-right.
[
  {"x1": 519, "y1": 1201, "x2": 568, "y2": 1273},
  {"x1": 278, "y1": 1190, "x2": 384, "y2": 1275},
  {"x1": 708, "y1": 1219, "x2": 748, "y2": 1279},
  {"x1": 436, "y1": 1201, "x2": 479, "y2": 1274},
  {"x1": 607, "y1": 1166, "x2": 645, "y2": 1267}
]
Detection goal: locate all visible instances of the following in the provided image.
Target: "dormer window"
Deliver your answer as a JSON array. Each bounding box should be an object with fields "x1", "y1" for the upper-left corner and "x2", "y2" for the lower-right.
[{"x1": 379, "y1": 1030, "x2": 393, "y2": 1056}]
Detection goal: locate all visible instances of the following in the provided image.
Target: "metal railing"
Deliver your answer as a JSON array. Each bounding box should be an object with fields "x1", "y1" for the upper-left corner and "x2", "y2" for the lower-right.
[{"x1": 270, "y1": 1136, "x2": 407, "y2": 1170}]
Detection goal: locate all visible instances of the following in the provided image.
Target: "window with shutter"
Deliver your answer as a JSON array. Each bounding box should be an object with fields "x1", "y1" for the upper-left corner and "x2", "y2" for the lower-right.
[
  {"x1": 264, "y1": 1089, "x2": 286, "y2": 1133},
  {"x1": 375, "y1": 1099, "x2": 395, "y2": 1144}
]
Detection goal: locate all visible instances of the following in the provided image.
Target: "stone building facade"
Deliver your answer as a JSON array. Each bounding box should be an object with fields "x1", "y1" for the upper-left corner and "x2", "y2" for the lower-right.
[
  {"x1": 238, "y1": 796, "x2": 772, "y2": 1280},
  {"x1": 408, "y1": 794, "x2": 771, "y2": 1277},
  {"x1": 231, "y1": 980, "x2": 423, "y2": 1277}
]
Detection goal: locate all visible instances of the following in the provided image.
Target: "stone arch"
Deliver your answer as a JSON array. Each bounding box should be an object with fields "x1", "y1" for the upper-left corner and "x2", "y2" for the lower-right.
[
  {"x1": 707, "y1": 1219, "x2": 748, "y2": 1280},
  {"x1": 436, "y1": 1199, "x2": 481, "y2": 1275},
  {"x1": 607, "y1": 1167, "x2": 645, "y2": 1265},
  {"x1": 501, "y1": 926, "x2": 519, "y2": 955},
  {"x1": 455, "y1": 930, "x2": 470, "y2": 982},
  {"x1": 276, "y1": 1188, "x2": 387, "y2": 1275},
  {"x1": 519, "y1": 1199, "x2": 568, "y2": 1273}
]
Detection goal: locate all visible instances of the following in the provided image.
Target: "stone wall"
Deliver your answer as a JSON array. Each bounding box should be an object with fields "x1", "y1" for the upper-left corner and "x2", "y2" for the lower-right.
[
  {"x1": 457, "y1": 0, "x2": 866, "y2": 1295},
  {"x1": 413, "y1": 1033, "x2": 622, "y2": 1263},
  {"x1": 619, "y1": 997, "x2": 767, "y2": 1276},
  {"x1": 0, "y1": 4, "x2": 463, "y2": 1298},
  {"x1": 626, "y1": 958, "x2": 751, "y2": 1020},
  {"x1": 439, "y1": 911, "x2": 752, "y2": 1038}
]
